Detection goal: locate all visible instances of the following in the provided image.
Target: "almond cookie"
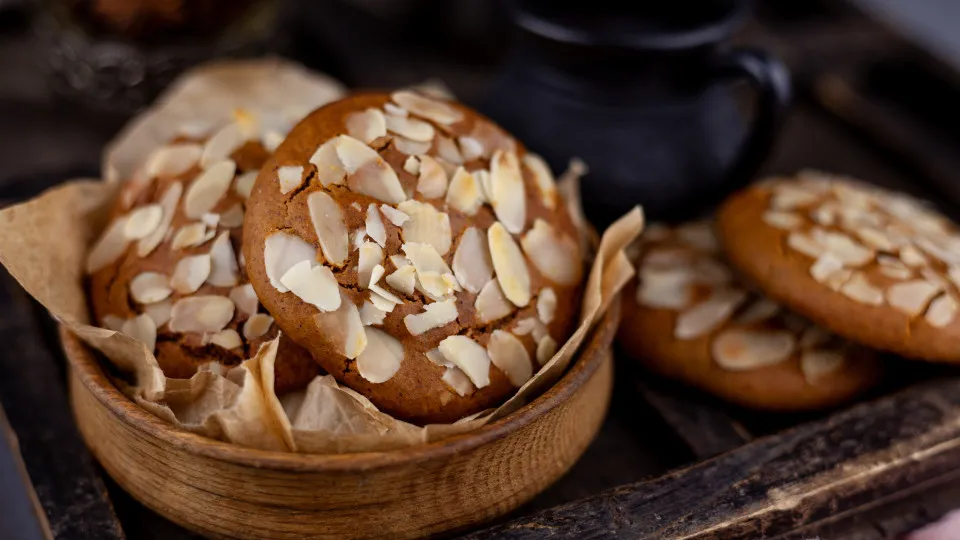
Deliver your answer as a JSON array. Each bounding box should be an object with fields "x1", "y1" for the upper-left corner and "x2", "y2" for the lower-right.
[
  {"x1": 717, "y1": 170, "x2": 960, "y2": 362},
  {"x1": 242, "y1": 92, "x2": 584, "y2": 424},
  {"x1": 619, "y1": 221, "x2": 881, "y2": 411},
  {"x1": 87, "y1": 114, "x2": 319, "y2": 394}
]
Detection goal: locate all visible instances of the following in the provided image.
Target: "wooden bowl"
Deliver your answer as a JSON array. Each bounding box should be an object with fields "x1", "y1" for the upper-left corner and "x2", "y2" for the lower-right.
[{"x1": 63, "y1": 303, "x2": 620, "y2": 540}]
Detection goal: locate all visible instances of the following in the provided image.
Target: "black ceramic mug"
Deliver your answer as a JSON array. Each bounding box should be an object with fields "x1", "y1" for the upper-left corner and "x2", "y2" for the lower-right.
[{"x1": 482, "y1": 0, "x2": 790, "y2": 225}]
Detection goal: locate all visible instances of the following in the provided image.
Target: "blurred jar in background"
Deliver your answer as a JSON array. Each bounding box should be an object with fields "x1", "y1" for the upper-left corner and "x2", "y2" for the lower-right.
[{"x1": 40, "y1": 0, "x2": 277, "y2": 115}]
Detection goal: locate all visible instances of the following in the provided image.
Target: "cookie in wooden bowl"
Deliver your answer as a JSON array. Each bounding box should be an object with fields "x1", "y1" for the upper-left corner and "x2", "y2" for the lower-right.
[
  {"x1": 86, "y1": 119, "x2": 319, "y2": 394},
  {"x1": 717, "y1": 170, "x2": 960, "y2": 362},
  {"x1": 242, "y1": 91, "x2": 585, "y2": 424},
  {"x1": 618, "y1": 221, "x2": 882, "y2": 411}
]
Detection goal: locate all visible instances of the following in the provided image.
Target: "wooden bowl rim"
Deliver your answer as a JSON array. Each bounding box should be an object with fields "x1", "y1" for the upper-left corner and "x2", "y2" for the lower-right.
[{"x1": 64, "y1": 301, "x2": 620, "y2": 472}]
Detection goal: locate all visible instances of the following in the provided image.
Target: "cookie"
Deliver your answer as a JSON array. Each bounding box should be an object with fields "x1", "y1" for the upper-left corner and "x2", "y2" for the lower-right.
[
  {"x1": 242, "y1": 91, "x2": 585, "y2": 424},
  {"x1": 86, "y1": 115, "x2": 319, "y2": 394},
  {"x1": 618, "y1": 221, "x2": 882, "y2": 411},
  {"x1": 717, "y1": 170, "x2": 960, "y2": 362}
]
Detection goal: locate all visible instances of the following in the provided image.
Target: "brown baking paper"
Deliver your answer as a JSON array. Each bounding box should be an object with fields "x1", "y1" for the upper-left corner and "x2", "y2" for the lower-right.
[{"x1": 0, "y1": 58, "x2": 642, "y2": 452}]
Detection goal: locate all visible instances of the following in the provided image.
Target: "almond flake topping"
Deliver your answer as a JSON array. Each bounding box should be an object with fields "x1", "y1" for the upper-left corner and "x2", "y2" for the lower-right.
[
  {"x1": 130, "y1": 272, "x2": 172, "y2": 304},
  {"x1": 886, "y1": 280, "x2": 940, "y2": 316},
  {"x1": 536, "y1": 336, "x2": 557, "y2": 366},
  {"x1": 280, "y1": 260, "x2": 342, "y2": 312},
  {"x1": 391, "y1": 91, "x2": 464, "y2": 125},
  {"x1": 356, "y1": 328, "x2": 404, "y2": 383},
  {"x1": 169, "y1": 296, "x2": 235, "y2": 334},
  {"x1": 313, "y1": 290, "x2": 366, "y2": 359},
  {"x1": 762, "y1": 210, "x2": 802, "y2": 230},
  {"x1": 458, "y1": 136, "x2": 484, "y2": 161},
  {"x1": 86, "y1": 217, "x2": 132, "y2": 274},
  {"x1": 242, "y1": 313, "x2": 273, "y2": 339},
  {"x1": 712, "y1": 329, "x2": 796, "y2": 371},
  {"x1": 346, "y1": 108, "x2": 387, "y2": 144},
  {"x1": 206, "y1": 232, "x2": 240, "y2": 287},
  {"x1": 403, "y1": 156, "x2": 420, "y2": 176},
  {"x1": 145, "y1": 143, "x2": 202, "y2": 178},
  {"x1": 143, "y1": 300, "x2": 172, "y2": 328},
  {"x1": 307, "y1": 191, "x2": 348, "y2": 266},
  {"x1": 210, "y1": 329, "x2": 242, "y2": 350},
  {"x1": 523, "y1": 154, "x2": 558, "y2": 209},
  {"x1": 488, "y1": 330, "x2": 533, "y2": 386},
  {"x1": 676, "y1": 222, "x2": 719, "y2": 252},
  {"x1": 393, "y1": 136, "x2": 432, "y2": 156},
  {"x1": 452, "y1": 227, "x2": 494, "y2": 294},
  {"x1": 426, "y1": 349, "x2": 475, "y2": 396},
  {"x1": 810, "y1": 253, "x2": 844, "y2": 284},
  {"x1": 359, "y1": 301, "x2": 387, "y2": 326},
  {"x1": 438, "y1": 335, "x2": 491, "y2": 388},
  {"x1": 396, "y1": 200, "x2": 452, "y2": 255},
  {"x1": 537, "y1": 288, "x2": 557, "y2": 324},
  {"x1": 138, "y1": 181, "x2": 182, "y2": 257},
  {"x1": 840, "y1": 273, "x2": 883, "y2": 305},
  {"x1": 476, "y1": 279, "x2": 514, "y2": 323},
  {"x1": 637, "y1": 267, "x2": 692, "y2": 309},
  {"x1": 386, "y1": 265, "x2": 416, "y2": 296},
  {"x1": 171, "y1": 254, "x2": 211, "y2": 294},
  {"x1": 234, "y1": 171, "x2": 258, "y2": 199},
  {"x1": 814, "y1": 230, "x2": 874, "y2": 267},
  {"x1": 264, "y1": 232, "x2": 317, "y2": 293},
  {"x1": 277, "y1": 165, "x2": 304, "y2": 195},
  {"x1": 365, "y1": 204, "x2": 387, "y2": 247},
  {"x1": 490, "y1": 150, "x2": 526, "y2": 233},
  {"x1": 488, "y1": 222, "x2": 531, "y2": 307},
  {"x1": 926, "y1": 294, "x2": 958, "y2": 328},
  {"x1": 385, "y1": 114, "x2": 435, "y2": 142},
  {"x1": 121, "y1": 314, "x2": 157, "y2": 352},
  {"x1": 171, "y1": 223, "x2": 212, "y2": 250},
  {"x1": 184, "y1": 160, "x2": 236, "y2": 219},
  {"x1": 446, "y1": 167, "x2": 484, "y2": 215},
  {"x1": 521, "y1": 219, "x2": 582, "y2": 285},
  {"x1": 404, "y1": 299, "x2": 458, "y2": 336},
  {"x1": 787, "y1": 232, "x2": 824, "y2": 259},
  {"x1": 123, "y1": 204, "x2": 164, "y2": 240},
  {"x1": 380, "y1": 205, "x2": 410, "y2": 226},
  {"x1": 436, "y1": 135, "x2": 463, "y2": 165},
  {"x1": 309, "y1": 138, "x2": 345, "y2": 186},
  {"x1": 358, "y1": 242, "x2": 383, "y2": 289},
  {"x1": 416, "y1": 155, "x2": 448, "y2": 199},
  {"x1": 229, "y1": 284, "x2": 258, "y2": 317},
  {"x1": 800, "y1": 350, "x2": 845, "y2": 382},
  {"x1": 201, "y1": 124, "x2": 245, "y2": 169},
  {"x1": 675, "y1": 289, "x2": 746, "y2": 339},
  {"x1": 384, "y1": 103, "x2": 407, "y2": 117}
]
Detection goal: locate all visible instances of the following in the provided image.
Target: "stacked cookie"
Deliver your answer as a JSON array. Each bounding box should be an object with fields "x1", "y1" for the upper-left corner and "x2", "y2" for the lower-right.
[{"x1": 621, "y1": 169, "x2": 959, "y2": 410}]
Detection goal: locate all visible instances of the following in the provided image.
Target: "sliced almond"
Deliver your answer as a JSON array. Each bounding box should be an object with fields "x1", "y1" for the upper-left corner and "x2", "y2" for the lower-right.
[
  {"x1": 458, "y1": 136, "x2": 484, "y2": 162},
  {"x1": 171, "y1": 223, "x2": 210, "y2": 250},
  {"x1": 914, "y1": 237, "x2": 960, "y2": 267},
  {"x1": 787, "y1": 232, "x2": 824, "y2": 259},
  {"x1": 365, "y1": 204, "x2": 387, "y2": 248},
  {"x1": 825, "y1": 268, "x2": 854, "y2": 291},
  {"x1": 839, "y1": 272, "x2": 884, "y2": 305},
  {"x1": 489, "y1": 222, "x2": 531, "y2": 307},
  {"x1": 386, "y1": 265, "x2": 417, "y2": 296},
  {"x1": 436, "y1": 135, "x2": 464, "y2": 165},
  {"x1": 347, "y1": 158, "x2": 407, "y2": 204},
  {"x1": 734, "y1": 297, "x2": 780, "y2": 325},
  {"x1": 123, "y1": 204, "x2": 163, "y2": 240},
  {"x1": 762, "y1": 210, "x2": 802, "y2": 230},
  {"x1": 712, "y1": 329, "x2": 795, "y2": 371},
  {"x1": 277, "y1": 165, "x2": 305, "y2": 195},
  {"x1": 643, "y1": 247, "x2": 690, "y2": 269},
  {"x1": 202, "y1": 211, "x2": 219, "y2": 227},
  {"x1": 438, "y1": 335, "x2": 490, "y2": 388},
  {"x1": 926, "y1": 294, "x2": 957, "y2": 328},
  {"x1": 452, "y1": 227, "x2": 493, "y2": 294},
  {"x1": 143, "y1": 300, "x2": 172, "y2": 328},
  {"x1": 476, "y1": 279, "x2": 514, "y2": 323},
  {"x1": 415, "y1": 270, "x2": 458, "y2": 300},
  {"x1": 487, "y1": 330, "x2": 533, "y2": 386},
  {"x1": 403, "y1": 156, "x2": 420, "y2": 176},
  {"x1": 313, "y1": 290, "x2": 366, "y2": 358},
  {"x1": 523, "y1": 154, "x2": 558, "y2": 210},
  {"x1": 948, "y1": 267, "x2": 960, "y2": 291},
  {"x1": 206, "y1": 232, "x2": 239, "y2": 287},
  {"x1": 307, "y1": 191, "x2": 348, "y2": 266},
  {"x1": 346, "y1": 108, "x2": 387, "y2": 143},
  {"x1": 145, "y1": 143, "x2": 202, "y2": 178},
  {"x1": 218, "y1": 204, "x2": 244, "y2": 229},
  {"x1": 130, "y1": 272, "x2": 172, "y2": 304},
  {"x1": 393, "y1": 136, "x2": 432, "y2": 156},
  {"x1": 800, "y1": 350, "x2": 845, "y2": 383},
  {"x1": 490, "y1": 150, "x2": 526, "y2": 233},
  {"x1": 637, "y1": 267, "x2": 692, "y2": 309},
  {"x1": 536, "y1": 335, "x2": 557, "y2": 366},
  {"x1": 537, "y1": 287, "x2": 557, "y2": 324},
  {"x1": 446, "y1": 167, "x2": 484, "y2": 215},
  {"x1": 262, "y1": 130, "x2": 285, "y2": 153},
  {"x1": 384, "y1": 103, "x2": 408, "y2": 117},
  {"x1": 101, "y1": 314, "x2": 125, "y2": 331},
  {"x1": 389, "y1": 254, "x2": 410, "y2": 269},
  {"x1": 234, "y1": 171, "x2": 258, "y2": 199},
  {"x1": 201, "y1": 124, "x2": 245, "y2": 169},
  {"x1": 138, "y1": 182, "x2": 182, "y2": 257},
  {"x1": 397, "y1": 200, "x2": 452, "y2": 255},
  {"x1": 921, "y1": 268, "x2": 949, "y2": 291},
  {"x1": 229, "y1": 284, "x2": 258, "y2": 317},
  {"x1": 799, "y1": 325, "x2": 832, "y2": 349},
  {"x1": 358, "y1": 242, "x2": 383, "y2": 288},
  {"x1": 171, "y1": 254, "x2": 211, "y2": 294},
  {"x1": 264, "y1": 232, "x2": 317, "y2": 293},
  {"x1": 380, "y1": 205, "x2": 410, "y2": 226},
  {"x1": 886, "y1": 280, "x2": 940, "y2": 316},
  {"x1": 475, "y1": 169, "x2": 493, "y2": 203},
  {"x1": 675, "y1": 289, "x2": 746, "y2": 339},
  {"x1": 520, "y1": 219, "x2": 582, "y2": 286},
  {"x1": 280, "y1": 260, "x2": 341, "y2": 312},
  {"x1": 184, "y1": 160, "x2": 236, "y2": 219},
  {"x1": 356, "y1": 327, "x2": 403, "y2": 384},
  {"x1": 210, "y1": 329, "x2": 242, "y2": 350},
  {"x1": 86, "y1": 217, "x2": 131, "y2": 274},
  {"x1": 402, "y1": 242, "x2": 453, "y2": 276},
  {"x1": 404, "y1": 299, "x2": 458, "y2": 336},
  {"x1": 771, "y1": 186, "x2": 819, "y2": 210},
  {"x1": 385, "y1": 114, "x2": 434, "y2": 142},
  {"x1": 359, "y1": 301, "x2": 387, "y2": 326},
  {"x1": 854, "y1": 226, "x2": 895, "y2": 252},
  {"x1": 899, "y1": 245, "x2": 927, "y2": 268},
  {"x1": 814, "y1": 230, "x2": 874, "y2": 267},
  {"x1": 416, "y1": 155, "x2": 448, "y2": 199},
  {"x1": 810, "y1": 252, "x2": 844, "y2": 284},
  {"x1": 169, "y1": 296, "x2": 235, "y2": 334},
  {"x1": 880, "y1": 265, "x2": 913, "y2": 280},
  {"x1": 309, "y1": 139, "x2": 346, "y2": 186},
  {"x1": 351, "y1": 228, "x2": 367, "y2": 251},
  {"x1": 391, "y1": 91, "x2": 463, "y2": 125},
  {"x1": 676, "y1": 222, "x2": 719, "y2": 252},
  {"x1": 368, "y1": 290, "x2": 399, "y2": 311},
  {"x1": 121, "y1": 314, "x2": 157, "y2": 352}
]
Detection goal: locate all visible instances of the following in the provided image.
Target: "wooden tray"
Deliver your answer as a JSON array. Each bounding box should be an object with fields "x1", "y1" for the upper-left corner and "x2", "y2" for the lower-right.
[{"x1": 61, "y1": 303, "x2": 620, "y2": 540}]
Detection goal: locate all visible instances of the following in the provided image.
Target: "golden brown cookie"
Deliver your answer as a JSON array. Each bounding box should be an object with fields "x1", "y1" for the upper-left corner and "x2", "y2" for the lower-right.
[
  {"x1": 717, "y1": 170, "x2": 960, "y2": 363},
  {"x1": 242, "y1": 91, "x2": 585, "y2": 424},
  {"x1": 86, "y1": 116, "x2": 319, "y2": 394},
  {"x1": 618, "y1": 221, "x2": 882, "y2": 411}
]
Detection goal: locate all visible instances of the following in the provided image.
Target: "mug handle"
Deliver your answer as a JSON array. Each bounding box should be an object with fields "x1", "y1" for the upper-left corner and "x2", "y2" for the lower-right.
[{"x1": 709, "y1": 48, "x2": 791, "y2": 195}]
